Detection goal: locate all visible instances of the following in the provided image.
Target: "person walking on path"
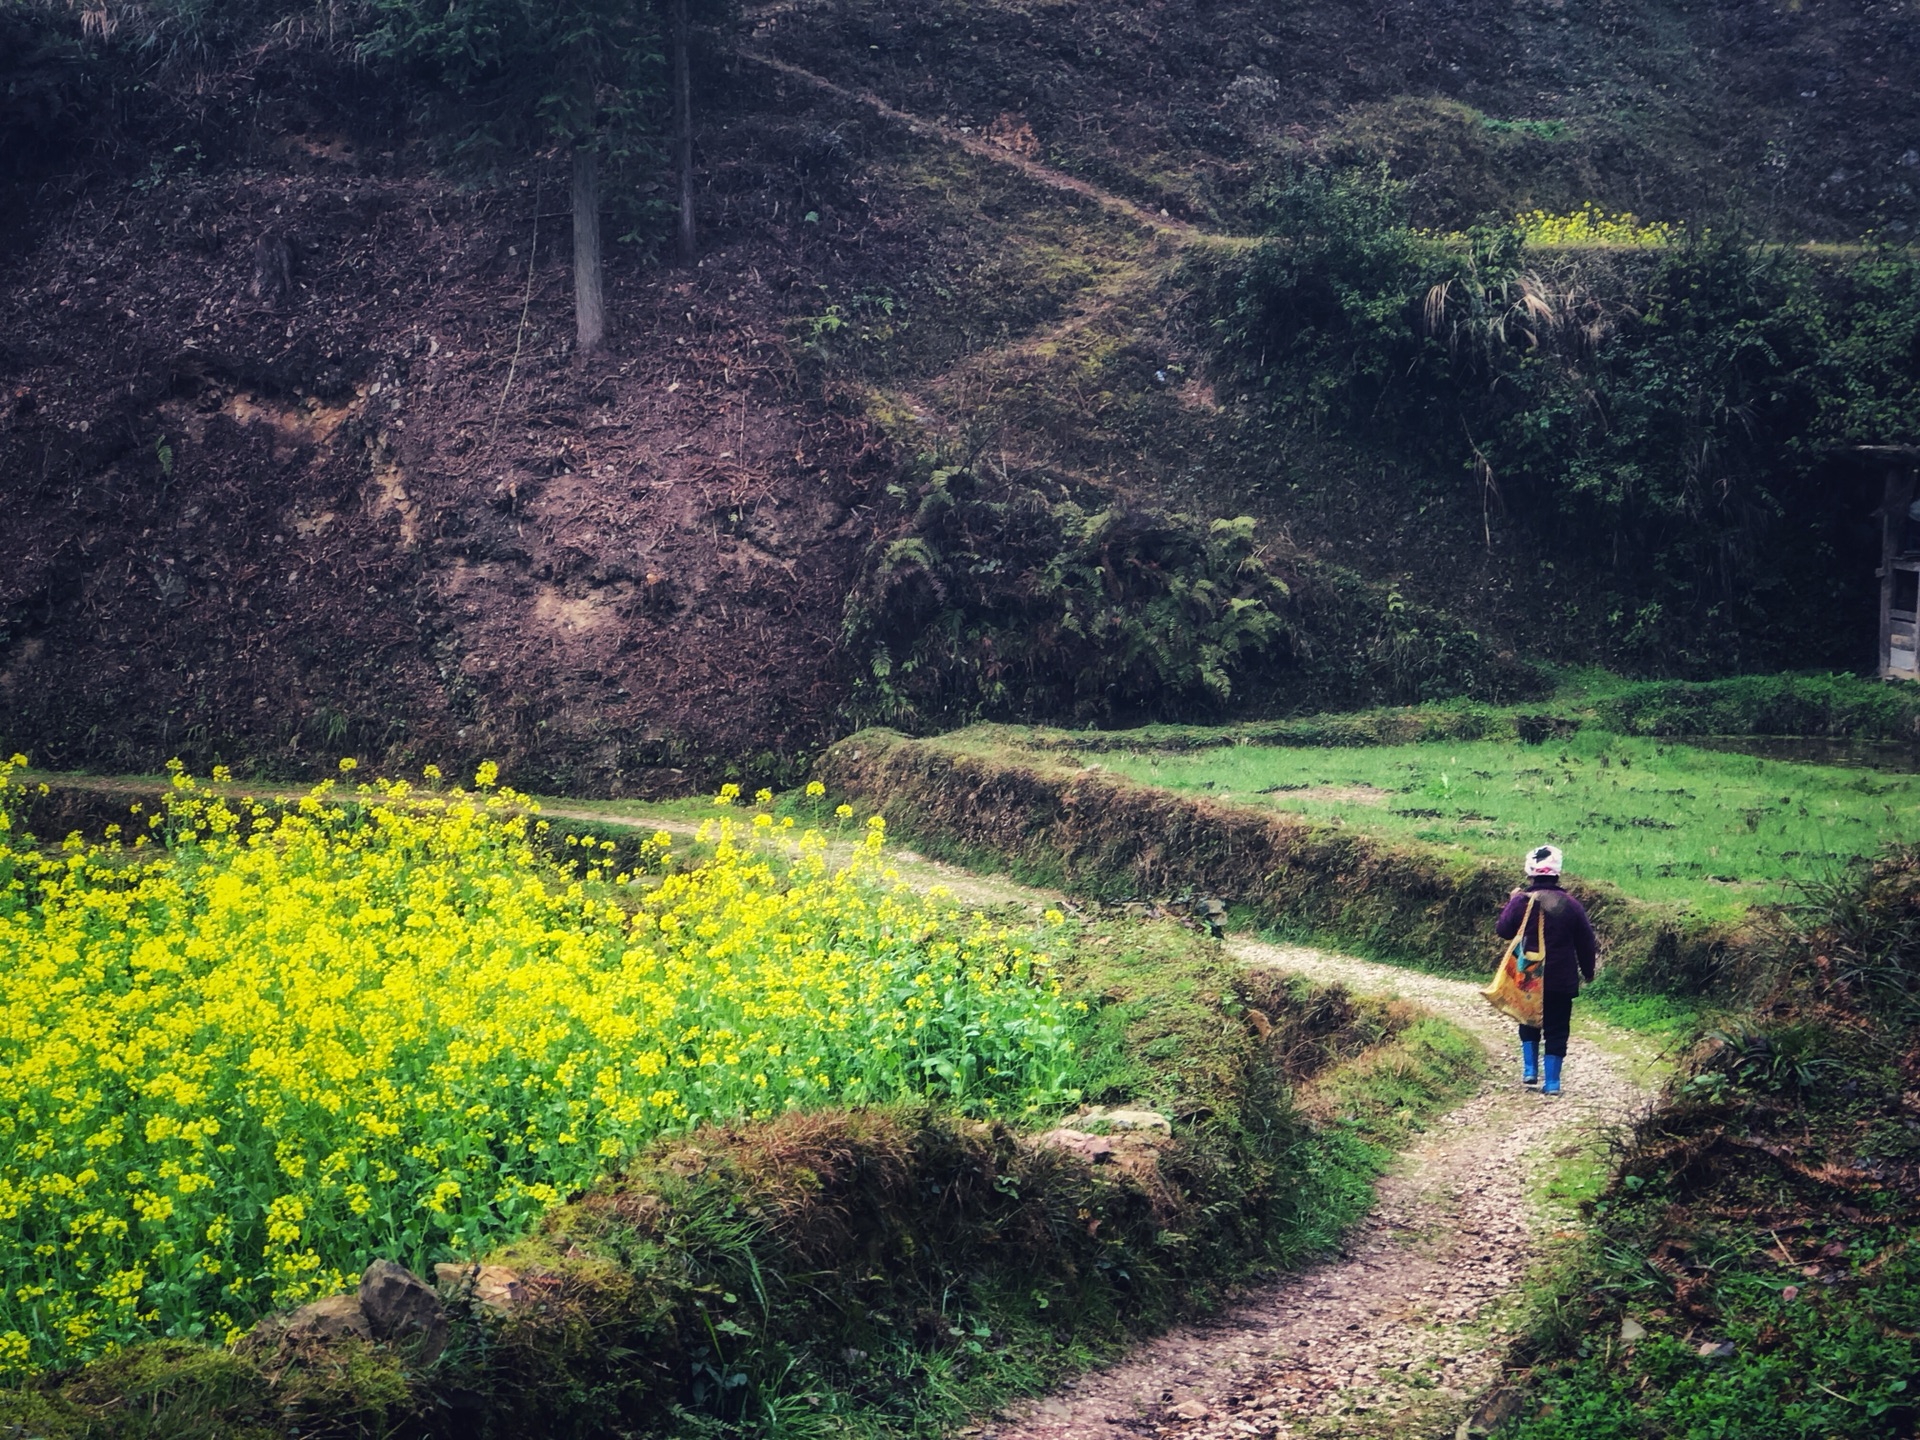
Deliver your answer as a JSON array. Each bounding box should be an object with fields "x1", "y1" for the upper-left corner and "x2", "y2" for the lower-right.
[{"x1": 1495, "y1": 845, "x2": 1598, "y2": 1095}]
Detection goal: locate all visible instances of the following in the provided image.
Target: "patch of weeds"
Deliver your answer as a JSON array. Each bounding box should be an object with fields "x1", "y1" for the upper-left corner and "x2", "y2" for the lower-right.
[
  {"x1": 1305, "y1": 1016, "x2": 1486, "y2": 1151},
  {"x1": 1482, "y1": 117, "x2": 1570, "y2": 141},
  {"x1": 1531, "y1": 1141, "x2": 1612, "y2": 1216},
  {"x1": 1576, "y1": 977, "x2": 1704, "y2": 1044}
]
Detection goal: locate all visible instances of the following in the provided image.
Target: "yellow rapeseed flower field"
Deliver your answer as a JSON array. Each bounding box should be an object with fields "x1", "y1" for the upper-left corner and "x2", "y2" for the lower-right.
[
  {"x1": 1514, "y1": 202, "x2": 1679, "y2": 248},
  {"x1": 0, "y1": 758, "x2": 1082, "y2": 1374}
]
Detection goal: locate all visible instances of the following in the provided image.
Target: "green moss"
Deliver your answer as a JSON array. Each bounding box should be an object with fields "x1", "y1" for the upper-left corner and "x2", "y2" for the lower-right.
[{"x1": 11, "y1": 1342, "x2": 280, "y2": 1440}]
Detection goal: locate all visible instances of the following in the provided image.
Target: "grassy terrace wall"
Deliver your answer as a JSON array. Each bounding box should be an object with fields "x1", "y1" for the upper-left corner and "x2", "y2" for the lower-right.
[
  {"x1": 955, "y1": 673, "x2": 1920, "y2": 756},
  {"x1": 816, "y1": 729, "x2": 1752, "y2": 995}
]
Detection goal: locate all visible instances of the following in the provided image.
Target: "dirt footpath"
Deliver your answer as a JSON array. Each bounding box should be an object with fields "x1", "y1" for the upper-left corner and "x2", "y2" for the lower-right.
[{"x1": 988, "y1": 940, "x2": 1659, "y2": 1440}]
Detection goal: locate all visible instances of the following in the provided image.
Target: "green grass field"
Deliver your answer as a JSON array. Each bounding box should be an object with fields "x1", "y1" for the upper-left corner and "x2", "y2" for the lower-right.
[{"x1": 1096, "y1": 729, "x2": 1920, "y2": 917}]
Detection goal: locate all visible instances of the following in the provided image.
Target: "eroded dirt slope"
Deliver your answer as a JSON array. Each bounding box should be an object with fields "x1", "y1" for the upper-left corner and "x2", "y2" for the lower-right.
[
  {"x1": 5, "y1": 0, "x2": 1911, "y2": 786},
  {"x1": 0, "y1": 130, "x2": 898, "y2": 789}
]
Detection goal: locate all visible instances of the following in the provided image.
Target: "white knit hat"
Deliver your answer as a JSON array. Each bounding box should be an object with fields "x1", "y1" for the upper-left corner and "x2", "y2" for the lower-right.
[{"x1": 1525, "y1": 844, "x2": 1563, "y2": 877}]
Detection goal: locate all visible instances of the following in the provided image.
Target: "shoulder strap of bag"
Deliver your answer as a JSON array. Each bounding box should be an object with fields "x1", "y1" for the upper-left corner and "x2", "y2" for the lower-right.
[
  {"x1": 1511, "y1": 894, "x2": 1538, "y2": 951},
  {"x1": 1531, "y1": 888, "x2": 1570, "y2": 954}
]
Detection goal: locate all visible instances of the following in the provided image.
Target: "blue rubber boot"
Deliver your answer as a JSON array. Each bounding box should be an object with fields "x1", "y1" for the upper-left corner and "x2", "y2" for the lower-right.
[
  {"x1": 1522, "y1": 1040, "x2": 1539, "y2": 1085},
  {"x1": 1542, "y1": 1053, "x2": 1563, "y2": 1096}
]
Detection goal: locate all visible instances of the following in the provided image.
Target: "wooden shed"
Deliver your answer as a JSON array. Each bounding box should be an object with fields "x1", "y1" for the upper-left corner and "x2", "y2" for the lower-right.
[{"x1": 1869, "y1": 445, "x2": 1920, "y2": 679}]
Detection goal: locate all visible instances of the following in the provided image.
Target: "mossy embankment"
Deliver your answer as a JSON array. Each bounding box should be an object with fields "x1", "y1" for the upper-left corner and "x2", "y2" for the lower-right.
[
  {"x1": 963, "y1": 671, "x2": 1920, "y2": 756},
  {"x1": 0, "y1": 894, "x2": 1480, "y2": 1440},
  {"x1": 814, "y1": 727, "x2": 1751, "y2": 997}
]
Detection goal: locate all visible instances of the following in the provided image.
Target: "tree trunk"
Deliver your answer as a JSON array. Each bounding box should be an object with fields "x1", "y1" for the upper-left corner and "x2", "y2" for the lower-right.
[
  {"x1": 573, "y1": 142, "x2": 608, "y2": 352},
  {"x1": 672, "y1": 0, "x2": 696, "y2": 265}
]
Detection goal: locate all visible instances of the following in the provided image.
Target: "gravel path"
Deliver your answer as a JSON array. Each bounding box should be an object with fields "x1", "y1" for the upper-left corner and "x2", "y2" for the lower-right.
[{"x1": 987, "y1": 940, "x2": 1659, "y2": 1440}]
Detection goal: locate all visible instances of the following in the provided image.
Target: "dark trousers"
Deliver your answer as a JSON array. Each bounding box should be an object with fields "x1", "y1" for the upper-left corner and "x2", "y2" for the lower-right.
[{"x1": 1518, "y1": 991, "x2": 1576, "y2": 1057}]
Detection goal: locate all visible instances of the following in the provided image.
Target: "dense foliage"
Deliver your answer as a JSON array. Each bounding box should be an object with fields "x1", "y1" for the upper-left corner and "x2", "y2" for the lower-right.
[
  {"x1": 841, "y1": 466, "x2": 1539, "y2": 732},
  {"x1": 0, "y1": 759, "x2": 1081, "y2": 1373},
  {"x1": 843, "y1": 470, "x2": 1291, "y2": 727},
  {"x1": 1195, "y1": 167, "x2": 1920, "y2": 673},
  {"x1": 361, "y1": 0, "x2": 660, "y2": 162}
]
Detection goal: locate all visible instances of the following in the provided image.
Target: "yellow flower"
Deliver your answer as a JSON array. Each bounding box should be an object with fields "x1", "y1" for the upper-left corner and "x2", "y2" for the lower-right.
[{"x1": 0, "y1": 760, "x2": 1083, "y2": 1374}]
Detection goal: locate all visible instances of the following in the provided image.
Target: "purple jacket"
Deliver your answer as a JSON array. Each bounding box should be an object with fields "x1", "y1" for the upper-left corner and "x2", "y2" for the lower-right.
[{"x1": 1495, "y1": 880, "x2": 1598, "y2": 995}]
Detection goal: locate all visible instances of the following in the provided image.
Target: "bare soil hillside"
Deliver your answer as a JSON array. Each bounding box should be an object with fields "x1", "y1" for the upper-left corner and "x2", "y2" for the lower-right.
[
  {"x1": 753, "y1": 0, "x2": 1920, "y2": 238},
  {"x1": 0, "y1": 64, "x2": 910, "y2": 790},
  {"x1": 2, "y1": 0, "x2": 1911, "y2": 787}
]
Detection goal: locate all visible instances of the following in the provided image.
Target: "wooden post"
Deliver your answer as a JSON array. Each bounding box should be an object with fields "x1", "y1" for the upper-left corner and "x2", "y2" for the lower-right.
[
  {"x1": 673, "y1": 0, "x2": 696, "y2": 266},
  {"x1": 1880, "y1": 464, "x2": 1920, "y2": 678},
  {"x1": 1881, "y1": 467, "x2": 1900, "y2": 678},
  {"x1": 573, "y1": 141, "x2": 607, "y2": 352}
]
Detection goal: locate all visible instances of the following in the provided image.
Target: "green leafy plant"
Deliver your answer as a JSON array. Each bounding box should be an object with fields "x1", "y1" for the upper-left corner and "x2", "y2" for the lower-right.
[
  {"x1": 840, "y1": 464, "x2": 1539, "y2": 732},
  {"x1": 842, "y1": 468, "x2": 1297, "y2": 728},
  {"x1": 1193, "y1": 165, "x2": 1920, "y2": 673}
]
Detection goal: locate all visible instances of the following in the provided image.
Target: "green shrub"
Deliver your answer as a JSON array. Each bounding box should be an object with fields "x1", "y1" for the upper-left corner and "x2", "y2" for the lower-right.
[
  {"x1": 1192, "y1": 165, "x2": 1920, "y2": 674},
  {"x1": 840, "y1": 467, "x2": 1542, "y2": 732}
]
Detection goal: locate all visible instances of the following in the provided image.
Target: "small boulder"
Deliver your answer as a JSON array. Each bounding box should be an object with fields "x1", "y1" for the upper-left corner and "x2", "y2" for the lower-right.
[
  {"x1": 283, "y1": 1292, "x2": 372, "y2": 1342},
  {"x1": 1035, "y1": 1129, "x2": 1114, "y2": 1162},
  {"x1": 1698, "y1": 1340, "x2": 1737, "y2": 1361},
  {"x1": 360, "y1": 1259, "x2": 449, "y2": 1357},
  {"x1": 1099, "y1": 1108, "x2": 1171, "y2": 1135},
  {"x1": 433, "y1": 1261, "x2": 474, "y2": 1292},
  {"x1": 435, "y1": 1261, "x2": 525, "y2": 1313},
  {"x1": 1169, "y1": 1397, "x2": 1211, "y2": 1421}
]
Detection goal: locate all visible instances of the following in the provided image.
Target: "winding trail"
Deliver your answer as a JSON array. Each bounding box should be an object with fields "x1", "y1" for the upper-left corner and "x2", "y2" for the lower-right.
[{"x1": 989, "y1": 941, "x2": 1660, "y2": 1440}]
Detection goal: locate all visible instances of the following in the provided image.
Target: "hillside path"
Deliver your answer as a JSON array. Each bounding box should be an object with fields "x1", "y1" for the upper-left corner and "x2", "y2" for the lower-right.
[
  {"x1": 987, "y1": 941, "x2": 1658, "y2": 1440},
  {"x1": 739, "y1": 49, "x2": 1208, "y2": 243}
]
